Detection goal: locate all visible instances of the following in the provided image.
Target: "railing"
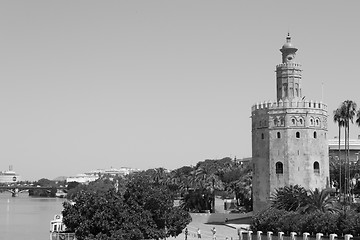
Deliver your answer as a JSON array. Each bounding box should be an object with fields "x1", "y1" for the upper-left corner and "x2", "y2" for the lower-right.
[
  {"x1": 181, "y1": 229, "x2": 355, "y2": 240},
  {"x1": 50, "y1": 232, "x2": 76, "y2": 240}
]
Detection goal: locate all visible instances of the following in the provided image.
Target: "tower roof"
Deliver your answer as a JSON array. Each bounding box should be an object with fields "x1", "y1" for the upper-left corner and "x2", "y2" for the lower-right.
[{"x1": 280, "y1": 33, "x2": 297, "y2": 52}]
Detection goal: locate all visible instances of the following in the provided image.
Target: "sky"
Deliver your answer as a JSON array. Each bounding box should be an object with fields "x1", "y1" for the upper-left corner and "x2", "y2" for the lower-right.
[{"x1": 1, "y1": 1, "x2": 360, "y2": 181}]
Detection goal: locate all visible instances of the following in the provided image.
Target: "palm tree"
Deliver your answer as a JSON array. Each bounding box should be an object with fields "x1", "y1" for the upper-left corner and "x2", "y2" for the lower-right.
[
  {"x1": 270, "y1": 185, "x2": 309, "y2": 212},
  {"x1": 271, "y1": 185, "x2": 338, "y2": 213},
  {"x1": 194, "y1": 167, "x2": 224, "y2": 213},
  {"x1": 333, "y1": 108, "x2": 345, "y2": 194},
  {"x1": 339, "y1": 100, "x2": 357, "y2": 201},
  {"x1": 228, "y1": 171, "x2": 252, "y2": 212},
  {"x1": 356, "y1": 109, "x2": 360, "y2": 128},
  {"x1": 301, "y1": 188, "x2": 338, "y2": 213}
]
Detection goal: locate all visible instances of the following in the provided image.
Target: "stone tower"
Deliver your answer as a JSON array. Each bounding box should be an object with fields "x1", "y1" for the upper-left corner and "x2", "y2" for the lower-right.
[{"x1": 251, "y1": 34, "x2": 329, "y2": 212}]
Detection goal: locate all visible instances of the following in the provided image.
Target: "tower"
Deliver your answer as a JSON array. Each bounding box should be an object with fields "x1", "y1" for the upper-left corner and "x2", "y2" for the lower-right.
[{"x1": 251, "y1": 34, "x2": 329, "y2": 212}]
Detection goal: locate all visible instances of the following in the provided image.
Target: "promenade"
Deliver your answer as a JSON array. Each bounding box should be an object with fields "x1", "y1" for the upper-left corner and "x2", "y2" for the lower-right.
[{"x1": 167, "y1": 212, "x2": 248, "y2": 240}]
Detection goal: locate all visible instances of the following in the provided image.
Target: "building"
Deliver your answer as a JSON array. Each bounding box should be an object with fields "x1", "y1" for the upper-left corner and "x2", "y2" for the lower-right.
[
  {"x1": 329, "y1": 136, "x2": 360, "y2": 164},
  {"x1": 251, "y1": 34, "x2": 329, "y2": 212},
  {"x1": 0, "y1": 165, "x2": 21, "y2": 184},
  {"x1": 66, "y1": 173, "x2": 99, "y2": 184},
  {"x1": 66, "y1": 167, "x2": 140, "y2": 184}
]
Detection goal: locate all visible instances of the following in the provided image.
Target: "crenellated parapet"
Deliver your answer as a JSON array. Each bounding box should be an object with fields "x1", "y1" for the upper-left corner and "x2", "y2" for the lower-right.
[
  {"x1": 251, "y1": 99, "x2": 327, "y2": 112},
  {"x1": 276, "y1": 62, "x2": 302, "y2": 69}
]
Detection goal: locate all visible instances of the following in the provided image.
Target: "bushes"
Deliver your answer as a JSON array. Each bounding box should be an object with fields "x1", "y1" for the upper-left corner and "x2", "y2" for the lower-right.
[{"x1": 251, "y1": 207, "x2": 360, "y2": 235}]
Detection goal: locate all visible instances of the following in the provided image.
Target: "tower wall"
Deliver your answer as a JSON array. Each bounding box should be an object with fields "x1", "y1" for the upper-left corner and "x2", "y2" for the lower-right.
[
  {"x1": 252, "y1": 100, "x2": 329, "y2": 212},
  {"x1": 276, "y1": 63, "x2": 302, "y2": 101}
]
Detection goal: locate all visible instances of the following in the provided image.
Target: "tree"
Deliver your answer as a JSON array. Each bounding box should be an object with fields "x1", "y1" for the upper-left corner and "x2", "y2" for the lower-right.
[
  {"x1": 66, "y1": 178, "x2": 116, "y2": 200},
  {"x1": 270, "y1": 185, "x2": 309, "y2": 212},
  {"x1": 223, "y1": 163, "x2": 253, "y2": 212},
  {"x1": 180, "y1": 188, "x2": 212, "y2": 212},
  {"x1": 193, "y1": 166, "x2": 224, "y2": 213},
  {"x1": 301, "y1": 188, "x2": 338, "y2": 213},
  {"x1": 62, "y1": 174, "x2": 191, "y2": 240},
  {"x1": 271, "y1": 185, "x2": 338, "y2": 213},
  {"x1": 333, "y1": 107, "x2": 345, "y2": 194},
  {"x1": 339, "y1": 100, "x2": 357, "y2": 200}
]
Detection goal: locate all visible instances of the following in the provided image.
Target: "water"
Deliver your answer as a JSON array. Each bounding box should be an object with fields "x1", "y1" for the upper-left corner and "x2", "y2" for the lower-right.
[{"x1": 0, "y1": 192, "x2": 65, "y2": 240}]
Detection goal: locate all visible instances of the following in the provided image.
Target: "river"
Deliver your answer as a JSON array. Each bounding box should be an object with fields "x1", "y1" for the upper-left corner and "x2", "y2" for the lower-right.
[{"x1": 0, "y1": 192, "x2": 65, "y2": 240}]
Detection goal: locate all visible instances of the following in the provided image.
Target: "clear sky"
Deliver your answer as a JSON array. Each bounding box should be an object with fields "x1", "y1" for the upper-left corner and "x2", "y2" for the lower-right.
[{"x1": 1, "y1": 1, "x2": 360, "y2": 181}]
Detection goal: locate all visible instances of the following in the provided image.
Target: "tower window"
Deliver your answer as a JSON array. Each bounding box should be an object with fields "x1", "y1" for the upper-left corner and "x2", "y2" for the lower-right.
[
  {"x1": 280, "y1": 118, "x2": 284, "y2": 126},
  {"x1": 276, "y1": 162, "x2": 283, "y2": 174},
  {"x1": 291, "y1": 119, "x2": 295, "y2": 125},
  {"x1": 314, "y1": 161, "x2": 320, "y2": 174},
  {"x1": 296, "y1": 132, "x2": 300, "y2": 138},
  {"x1": 277, "y1": 132, "x2": 281, "y2": 138},
  {"x1": 314, "y1": 131, "x2": 317, "y2": 138},
  {"x1": 316, "y1": 119, "x2": 320, "y2": 126},
  {"x1": 310, "y1": 119, "x2": 314, "y2": 125},
  {"x1": 299, "y1": 118, "x2": 303, "y2": 125},
  {"x1": 261, "y1": 133, "x2": 264, "y2": 139}
]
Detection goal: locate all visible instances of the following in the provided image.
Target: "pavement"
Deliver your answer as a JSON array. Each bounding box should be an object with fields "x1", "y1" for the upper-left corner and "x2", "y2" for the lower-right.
[{"x1": 166, "y1": 213, "x2": 251, "y2": 240}]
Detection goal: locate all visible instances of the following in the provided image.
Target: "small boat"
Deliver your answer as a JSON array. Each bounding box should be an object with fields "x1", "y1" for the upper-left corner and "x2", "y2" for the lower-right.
[{"x1": 49, "y1": 214, "x2": 76, "y2": 240}]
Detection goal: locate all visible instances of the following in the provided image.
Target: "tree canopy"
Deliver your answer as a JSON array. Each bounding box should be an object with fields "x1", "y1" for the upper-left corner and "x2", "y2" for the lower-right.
[{"x1": 62, "y1": 174, "x2": 191, "y2": 240}]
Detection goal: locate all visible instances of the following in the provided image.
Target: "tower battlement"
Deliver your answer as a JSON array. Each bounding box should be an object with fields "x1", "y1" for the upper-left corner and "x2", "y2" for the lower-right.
[
  {"x1": 276, "y1": 62, "x2": 302, "y2": 69},
  {"x1": 251, "y1": 99, "x2": 327, "y2": 112}
]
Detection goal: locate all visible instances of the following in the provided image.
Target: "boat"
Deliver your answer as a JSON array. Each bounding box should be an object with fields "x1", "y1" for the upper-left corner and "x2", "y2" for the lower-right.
[
  {"x1": 49, "y1": 214, "x2": 76, "y2": 240},
  {"x1": 0, "y1": 166, "x2": 21, "y2": 183}
]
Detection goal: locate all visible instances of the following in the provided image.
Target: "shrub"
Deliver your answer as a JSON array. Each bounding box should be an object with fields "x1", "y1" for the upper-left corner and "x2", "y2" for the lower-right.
[
  {"x1": 251, "y1": 207, "x2": 360, "y2": 235},
  {"x1": 251, "y1": 207, "x2": 290, "y2": 233}
]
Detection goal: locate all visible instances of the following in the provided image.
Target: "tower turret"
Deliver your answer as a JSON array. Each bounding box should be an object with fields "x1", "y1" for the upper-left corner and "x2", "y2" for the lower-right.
[{"x1": 276, "y1": 33, "x2": 303, "y2": 101}]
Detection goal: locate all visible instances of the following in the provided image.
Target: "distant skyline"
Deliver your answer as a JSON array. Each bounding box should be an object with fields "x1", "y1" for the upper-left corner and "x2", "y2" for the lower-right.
[{"x1": 1, "y1": 1, "x2": 360, "y2": 181}]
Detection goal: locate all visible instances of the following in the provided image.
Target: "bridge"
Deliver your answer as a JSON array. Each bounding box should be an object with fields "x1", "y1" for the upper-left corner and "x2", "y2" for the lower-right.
[{"x1": 0, "y1": 185, "x2": 67, "y2": 197}]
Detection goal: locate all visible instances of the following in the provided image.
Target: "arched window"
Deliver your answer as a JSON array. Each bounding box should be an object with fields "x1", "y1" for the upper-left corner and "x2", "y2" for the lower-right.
[
  {"x1": 314, "y1": 131, "x2": 317, "y2": 138},
  {"x1": 296, "y1": 132, "x2": 300, "y2": 138},
  {"x1": 283, "y1": 83, "x2": 288, "y2": 97},
  {"x1": 261, "y1": 133, "x2": 264, "y2": 139},
  {"x1": 299, "y1": 118, "x2": 303, "y2": 125},
  {"x1": 276, "y1": 162, "x2": 283, "y2": 174},
  {"x1": 310, "y1": 118, "x2": 314, "y2": 125},
  {"x1": 277, "y1": 132, "x2": 281, "y2": 138},
  {"x1": 316, "y1": 119, "x2": 320, "y2": 126},
  {"x1": 291, "y1": 118, "x2": 295, "y2": 125},
  {"x1": 314, "y1": 161, "x2": 320, "y2": 173}
]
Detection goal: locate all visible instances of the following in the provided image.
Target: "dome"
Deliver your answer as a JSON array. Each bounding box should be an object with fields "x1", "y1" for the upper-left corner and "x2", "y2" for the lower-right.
[
  {"x1": 282, "y1": 41, "x2": 294, "y2": 49},
  {"x1": 280, "y1": 33, "x2": 297, "y2": 52}
]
